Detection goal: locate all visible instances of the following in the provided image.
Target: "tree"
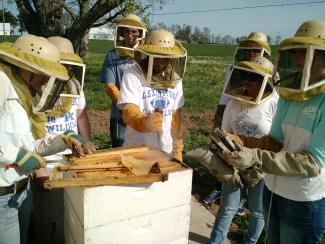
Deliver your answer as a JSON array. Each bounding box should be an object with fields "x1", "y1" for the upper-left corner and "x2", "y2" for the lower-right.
[
  {"x1": 0, "y1": 9, "x2": 18, "y2": 34},
  {"x1": 14, "y1": 0, "x2": 167, "y2": 57},
  {"x1": 274, "y1": 34, "x2": 282, "y2": 44}
]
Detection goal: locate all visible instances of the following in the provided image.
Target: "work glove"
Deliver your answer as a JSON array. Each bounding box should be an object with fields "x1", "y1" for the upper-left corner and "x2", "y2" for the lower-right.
[
  {"x1": 61, "y1": 130, "x2": 96, "y2": 156},
  {"x1": 15, "y1": 147, "x2": 46, "y2": 173},
  {"x1": 171, "y1": 110, "x2": 184, "y2": 161},
  {"x1": 223, "y1": 147, "x2": 321, "y2": 177},
  {"x1": 186, "y1": 146, "x2": 244, "y2": 188},
  {"x1": 122, "y1": 103, "x2": 163, "y2": 133},
  {"x1": 222, "y1": 130, "x2": 283, "y2": 152},
  {"x1": 171, "y1": 139, "x2": 183, "y2": 161},
  {"x1": 105, "y1": 84, "x2": 120, "y2": 104},
  {"x1": 239, "y1": 166, "x2": 265, "y2": 188}
]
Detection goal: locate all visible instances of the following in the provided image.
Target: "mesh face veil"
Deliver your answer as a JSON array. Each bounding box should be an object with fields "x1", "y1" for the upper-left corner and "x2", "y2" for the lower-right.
[
  {"x1": 134, "y1": 29, "x2": 187, "y2": 88},
  {"x1": 47, "y1": 36, "x2": 85, "y2": 98},
  {"x1": 223, "y1": 56, "x2": 274, "y2": 105},
  {"x1": 234, "y1": 32, "x2": 271, "y2": 64},
  {"x1": 234, "y1": 47, "x2": 271, "y2": 64},
  {"x1": 272, "y1": 20, "x2": 325, "y2": 100},
  {"x1": 114, "y1": 14, "x2": 147, "y2": 52}
]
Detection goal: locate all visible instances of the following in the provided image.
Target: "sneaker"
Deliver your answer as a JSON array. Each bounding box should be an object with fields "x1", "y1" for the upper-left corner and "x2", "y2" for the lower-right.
[
  {"x1": 236, "y1": 198, "x2": 248, "y2": 216},
  {"x1": 203, "y1": 190, "x2": 222, "y2": 204}
]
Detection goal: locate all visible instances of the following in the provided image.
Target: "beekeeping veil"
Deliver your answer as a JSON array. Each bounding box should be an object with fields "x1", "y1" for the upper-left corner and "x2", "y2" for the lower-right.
[
  {"x1": 134, "y1": 29, "x2": 187, "y2": 89},
  {"x1": 223, "y1": 56, "x2": 274, "y2": 105},
  {"x1": 273, "y1": 20, "x2": 325, "y2": 101}
]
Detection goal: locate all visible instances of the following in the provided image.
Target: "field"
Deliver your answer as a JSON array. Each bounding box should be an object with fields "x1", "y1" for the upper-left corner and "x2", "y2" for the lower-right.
[{"x1": 85, "y1": 41, "x2": 254, "y2": 243}]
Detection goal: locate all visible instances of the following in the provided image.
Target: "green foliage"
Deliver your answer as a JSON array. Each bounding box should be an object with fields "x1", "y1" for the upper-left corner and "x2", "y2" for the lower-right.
[
  {"x1": 183, "y1": 56, "x2": 231, "y2": 109},
  {"x1": 183, "y1": 43, "x2": 236, "y2": 57},
  {"x1": 92, "y1": 133, "x2": 111, "y2": 149},
  {"x1": 88, "y1": 40, "x2": 114, "y2": 55},
  {"x1": 0, "y1": 9, "x2": 18, "y2": 29}
]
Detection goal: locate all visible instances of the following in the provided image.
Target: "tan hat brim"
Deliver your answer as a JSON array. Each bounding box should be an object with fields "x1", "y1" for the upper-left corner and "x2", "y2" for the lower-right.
[
  {"x1": 240, "y1": 40, "x2": 271, "y2": 55},
  {"x1": 237, "y1": 61, "x2": 273, "y2": 75},
  {"x1": 0, "y1": 42, "x2": 68, "y2": 80},
  {"x1": 60, "y1": 52, "x2": 84, "y2": 64},
  {"x1": 280, "y1": 37, "x2": 325, "y2": 47},
  {"x1": 117, "y1": 19, "x2": 146, "y2": 30},
  {"x1": 137, "y1": 41, "x2": 186, "y2": 57}
]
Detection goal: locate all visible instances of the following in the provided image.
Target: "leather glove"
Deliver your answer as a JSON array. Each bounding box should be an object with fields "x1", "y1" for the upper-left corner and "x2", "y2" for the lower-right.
[
  {"x1": 186, "y1": 146, "x2": 244, "y2": 188},
  {"x1": 15, "y1": 147, "x2": 46, "y2": 173},
  {"x1": 105, "y1": 84, "x2": 120, "y2": 104},
  {"x1": 222, "y1": 130, "x2": 283, "y2": 152},
  {"x1": 172, "y1": 139, "x2": 183, "y2": 161},
  {"x1": 61, "y1": 130, "x2": 96, "y2": 156},
  {"x1": 122, "y1": 103, "x2": 162, "y2": 133},
  {"x1": 171, "y1": 110, "x2": 184, "y2": 161},
  {"x1": 239, "y1": 166, "x2": 265, "y2": 188},
  {"x1": 223, "y1": 147, "x2": 321, "y2": 177}
]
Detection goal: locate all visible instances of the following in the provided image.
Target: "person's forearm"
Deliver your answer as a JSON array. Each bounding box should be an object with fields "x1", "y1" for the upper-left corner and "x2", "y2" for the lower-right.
[{"x1": 77, "y1": 109, "x2": 91, "y2": 140}]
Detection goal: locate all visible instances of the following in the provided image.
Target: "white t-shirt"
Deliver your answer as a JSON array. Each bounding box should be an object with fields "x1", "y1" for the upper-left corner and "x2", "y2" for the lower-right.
[
  {"x1": 0, "y1": 70, "x2": 34, "y2": 186},
  {"x1": 117, "y1": 67, "x2": 184, "y2": 154},
  {"x1": 43, "y1": 91, "x2": 86, "y2": 167},
  {"x1": 222, "y1": 91, "x2": 279, "y2": 137}
]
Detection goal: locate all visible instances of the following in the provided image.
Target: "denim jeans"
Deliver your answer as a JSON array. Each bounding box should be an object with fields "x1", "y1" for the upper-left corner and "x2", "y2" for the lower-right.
[
  {"x1": 263, "y1": 186, "x2": 325, "y2": 244},
  {"x1": 110, "y1": 117, "x2": 126, "y2": 148},
  {"x1": 210, "y1": 180, "x2": 265, "y2": 244},
  {"x1": 0, "y1": 181, "x2": 32, "y2": 244}
]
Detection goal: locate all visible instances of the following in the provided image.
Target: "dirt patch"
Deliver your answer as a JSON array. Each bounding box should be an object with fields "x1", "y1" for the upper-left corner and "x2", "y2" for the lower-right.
[
  {"x1": 89, "y1": 109, "x2": 216, "y2": 134},
  {"x1": 88, "y1": 110, "x2": 109, "y2": 134}
]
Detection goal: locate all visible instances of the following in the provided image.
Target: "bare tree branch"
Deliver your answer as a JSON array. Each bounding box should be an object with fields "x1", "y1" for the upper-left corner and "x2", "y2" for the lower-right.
[{"x1": 63, "y1": 2, "x2": 78, "y2": 21}]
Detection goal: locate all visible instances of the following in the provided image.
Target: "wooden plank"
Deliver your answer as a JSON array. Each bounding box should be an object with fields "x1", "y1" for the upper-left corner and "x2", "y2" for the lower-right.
[
  {"x1": 65, "y1": 145, "x2": 149, "y2": 165},
  {"x1": 44, "y1": 174, "x2": 168, "y2": 189},
  {"x1": 57, "y1": 162, "x2": 124, "y2": 171}
]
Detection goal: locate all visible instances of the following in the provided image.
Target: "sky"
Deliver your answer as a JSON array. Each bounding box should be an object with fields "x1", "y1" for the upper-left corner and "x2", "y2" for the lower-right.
[
  {"x1": 150, "y1": 0, "x2": 325, "y2": 40},
  {"x1": 5, "y1": 0, "x2": 325, "y2": 41}
]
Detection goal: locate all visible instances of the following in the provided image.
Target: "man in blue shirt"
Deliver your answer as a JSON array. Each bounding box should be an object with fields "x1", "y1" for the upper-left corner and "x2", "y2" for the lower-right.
[{"x1": 100, "y1": 14, "x2": 146, "y2": 147}]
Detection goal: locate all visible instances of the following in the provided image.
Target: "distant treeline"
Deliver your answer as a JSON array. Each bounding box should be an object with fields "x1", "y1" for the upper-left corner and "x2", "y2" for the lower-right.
[
  {"x1": 2, "y1": 35, "x2": 278, "y2": 57},
  {"x1": 150, "y1": 23, "x2": 282, "y2": 45}
]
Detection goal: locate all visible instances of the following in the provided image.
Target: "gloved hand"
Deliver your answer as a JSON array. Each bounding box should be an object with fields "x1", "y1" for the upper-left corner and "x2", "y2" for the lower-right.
[
  {"x1": 61, "y1": 130, "x2": 96, "y2": 156},
  {"x1": 223, "y1": 147, "x2": 321, "y2": 177},
  {"x1": 15, "y1": 147, "x2": 46, "y2": 173},
  {"x1": 186, "y1": 146, "x2": 244, "y2": 188},
  {"x1": 122, "y1": 103, "x2": 163, "y2": 133},
  {"x1": 144, "y1": 111, "x2": 163, "y2": 132},
  {"x1": 222, "y1": 130, "x2": 283, "y2": 152},
  {"x1": 222, "y1": 147, "x2": 256, "y2": 170},
  {"x1": 239, "y1": 166, "x2": 265, "y2": 188}
]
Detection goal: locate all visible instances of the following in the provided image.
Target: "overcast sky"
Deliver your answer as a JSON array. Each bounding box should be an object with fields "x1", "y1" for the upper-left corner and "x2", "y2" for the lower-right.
[{"x1": 150, "y1": 0, "x2": 325, "y2": 40}]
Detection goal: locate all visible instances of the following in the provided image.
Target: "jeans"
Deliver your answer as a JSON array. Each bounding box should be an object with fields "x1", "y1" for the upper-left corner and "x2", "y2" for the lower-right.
[
  {"x1": 210, "y1": 180, "x2": 265, "y2": 244},
  {"x1": 263, "y1": 186, "x2": 325, "y2": 244},
  {"x1": 0, "y1": 181, "x2": 32, "y2": 244},
  {"x1": 110, "y1": 117, "x2": 126, "y2": 148}
]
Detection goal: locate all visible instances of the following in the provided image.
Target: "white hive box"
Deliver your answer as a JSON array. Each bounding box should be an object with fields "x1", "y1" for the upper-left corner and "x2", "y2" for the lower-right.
[{"x1": 46, "y1": 146, "x2": 193, "y2": 244}]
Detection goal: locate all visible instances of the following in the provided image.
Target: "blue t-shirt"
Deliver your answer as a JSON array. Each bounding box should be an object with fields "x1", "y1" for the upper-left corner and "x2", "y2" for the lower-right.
[{"x1": 99, "y1": 49, "x2": 133, "y2": 119}]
